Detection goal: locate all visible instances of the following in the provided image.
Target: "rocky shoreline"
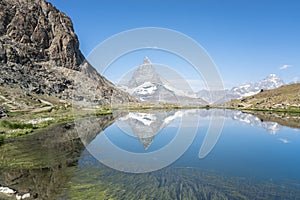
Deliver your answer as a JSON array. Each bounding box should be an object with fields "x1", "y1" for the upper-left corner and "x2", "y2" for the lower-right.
[{"x1": 0, "y1": 186, "x2": 31, "y2": 200}]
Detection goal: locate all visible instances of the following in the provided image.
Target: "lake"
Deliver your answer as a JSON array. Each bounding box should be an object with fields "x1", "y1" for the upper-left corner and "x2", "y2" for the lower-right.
[{"x1": 1, "y1": 109, "x2": 300, "y2": 199}]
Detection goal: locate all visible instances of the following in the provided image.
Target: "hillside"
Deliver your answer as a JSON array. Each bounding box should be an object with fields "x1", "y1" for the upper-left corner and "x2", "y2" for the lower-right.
[
  {"x1": 0, "y1": 0, "x2": 137, "y2": 139},
  {"x1": 226, "y1": 83, "x2": 300, "y2": 111},
  {"x1": 0, "y1": 0, "x2": 135, "y2": 106}
]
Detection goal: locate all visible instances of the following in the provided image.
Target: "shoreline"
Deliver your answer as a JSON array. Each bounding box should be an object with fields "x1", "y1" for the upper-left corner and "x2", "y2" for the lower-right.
[{"x1": 1, "y1": 104, "x2": 299, "y2": 143}]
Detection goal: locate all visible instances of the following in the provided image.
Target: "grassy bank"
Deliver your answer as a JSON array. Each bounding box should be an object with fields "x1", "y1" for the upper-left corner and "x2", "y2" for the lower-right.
[
  {"x1": 0, "y1": 100, "x2": 207, "y2": 142},
  {"x1": 221, "y1": 106, "x2": 300, "y2": 114}
]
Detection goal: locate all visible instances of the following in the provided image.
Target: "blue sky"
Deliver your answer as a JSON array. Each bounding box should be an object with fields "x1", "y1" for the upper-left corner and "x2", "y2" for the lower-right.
[{"x1": 47, "y1": 0, "x2": 300, "y2": 89}]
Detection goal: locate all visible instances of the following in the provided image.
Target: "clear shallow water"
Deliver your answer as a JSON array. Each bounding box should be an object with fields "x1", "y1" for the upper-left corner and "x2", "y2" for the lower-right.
[{"x1": 1, "y1": 109, "x2": 300, "y2": 199}]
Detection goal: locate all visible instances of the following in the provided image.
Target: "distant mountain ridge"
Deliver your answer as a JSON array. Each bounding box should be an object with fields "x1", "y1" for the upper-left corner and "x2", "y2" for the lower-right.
[
  {"x1": 227, "y1": 83, "x2": 300, "y2": 110},
  {"x1": 197, "y1": 74, "x2": 285, "y2": 104},
  {"x1": 119, "y1": 57, "x2": 207, "y2": 106}
]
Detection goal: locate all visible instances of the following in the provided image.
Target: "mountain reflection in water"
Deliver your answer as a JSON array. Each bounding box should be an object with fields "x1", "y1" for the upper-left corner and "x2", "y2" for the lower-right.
[{"x1": 0, "y1": 109, "x2": 300, "y2": 199}]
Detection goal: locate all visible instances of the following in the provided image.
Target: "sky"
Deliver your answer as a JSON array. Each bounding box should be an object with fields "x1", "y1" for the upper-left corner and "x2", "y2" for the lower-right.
[{"x1": 47, "y1": 0, "x2": 300, "y2": 89}]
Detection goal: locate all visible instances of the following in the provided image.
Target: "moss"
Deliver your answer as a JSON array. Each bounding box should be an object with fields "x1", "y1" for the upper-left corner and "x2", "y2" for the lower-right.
[
  {"x1": 0, "y1": 120, "x2": 34, "y2": 129},
  {"x1": 10, "y1": 129, "x2": 34, "y2": 137},
  {"x1": 7, "y1": 110, "x2": 28, "y2": 117}
]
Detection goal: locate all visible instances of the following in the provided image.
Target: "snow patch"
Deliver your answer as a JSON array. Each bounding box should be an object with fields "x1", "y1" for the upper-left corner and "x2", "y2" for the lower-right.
[{"x1": 133, "y1": 82, "x2": 157, "y2": 95}]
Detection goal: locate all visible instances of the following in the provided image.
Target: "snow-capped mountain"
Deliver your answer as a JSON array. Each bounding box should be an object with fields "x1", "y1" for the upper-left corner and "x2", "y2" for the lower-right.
[
  {"x1": 119, "y1": 57, "x2": 207, "y2": 106},
  {"x1": 197, "y1": 74, "x2": 285, "y2": 104},
  {"x1": 231, "y1": 74, "x2": 284, "y2": 98}
]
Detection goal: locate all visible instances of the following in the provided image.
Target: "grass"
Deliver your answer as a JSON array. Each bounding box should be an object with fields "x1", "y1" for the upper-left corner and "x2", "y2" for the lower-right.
[
  {"x1": 0, "y1": 134, "x2": 4, "y2": 146},
  {"x1": 224, "y1": 106, "x2": 300, "y2": 114},
  {"x1": 0, "y1": 101, "x2": 196, "y2": 141},
  {"x1": 0, "y1": 120, "x2": 34, "y2": 129}
]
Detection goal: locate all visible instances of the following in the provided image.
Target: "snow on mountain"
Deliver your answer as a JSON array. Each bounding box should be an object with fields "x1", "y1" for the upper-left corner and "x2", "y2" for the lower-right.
[
  {"x1": 197, "y1": 74, "x2": 285, "y2": 104},
  {"x1": 118, "y1": 57, "x2": 207, "y2": 105},
  {"x1": 133, "y1": 82, "x2": 157, "y2": 96},
  {"x1": 231, "y1": 74, "x2": 285, "y2": 98}
]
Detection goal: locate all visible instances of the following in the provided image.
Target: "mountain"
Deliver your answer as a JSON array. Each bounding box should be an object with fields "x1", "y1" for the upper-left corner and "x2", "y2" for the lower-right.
[
  {"x1": 230, "y1": 74, "x2": 284, "y2": 98},
  {"x1": 119, "y1": 57, "x2": 207, "y2": 106},
  {"x1": 227, "y1": 83, "x2": 300, "y2": 110},
  {"x1": 197, "y1": 74, "x2": 285, "y2": 104},
  {"x1": 0, "y1": 0, "x2": 135, "y2": 107}
]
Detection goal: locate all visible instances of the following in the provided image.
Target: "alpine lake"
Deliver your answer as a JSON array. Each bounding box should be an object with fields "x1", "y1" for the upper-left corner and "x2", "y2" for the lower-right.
[{"x1": 1, "y1": 109, "x2": 300, "y2": 200}]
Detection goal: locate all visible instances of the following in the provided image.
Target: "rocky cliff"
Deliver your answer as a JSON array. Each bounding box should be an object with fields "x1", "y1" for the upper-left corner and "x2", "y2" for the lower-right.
[{"x1": 0, "y1": 0, "x2": 135, "y2": 105}]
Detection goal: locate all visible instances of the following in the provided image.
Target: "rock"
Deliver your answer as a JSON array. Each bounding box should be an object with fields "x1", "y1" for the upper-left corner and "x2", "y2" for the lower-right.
[
  {"x1": 0, "y1": 107, "x2": 8, "y2": 118},
  {"x1": 16, "y1": 193, "x2": 30, "y2": 199},
  {"x1": 16, "y1": 194, "x2": 21, "y2": 200},
  {"x1": 0, "y1": 0, "x2": 136, "y2": 105},
  {"x1": 0, "y1": 186, "x2": 16, "y2": 194}
]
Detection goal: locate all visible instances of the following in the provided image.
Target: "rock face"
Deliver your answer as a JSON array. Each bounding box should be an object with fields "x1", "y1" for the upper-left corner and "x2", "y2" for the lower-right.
[
  {"x1": 0, "y1": 0, "x2": 84, "y2": 70},
  {"x1": 119, "y1": 57, "x2": 207, "y2": 106},
  {"x1": 0, "y1": 0, "x2": 135, "y2": 105}
]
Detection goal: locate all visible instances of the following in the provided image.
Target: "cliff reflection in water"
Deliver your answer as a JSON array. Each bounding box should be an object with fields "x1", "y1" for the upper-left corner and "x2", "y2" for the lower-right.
[
  {"x1": 0, "y1": 114, "x2": 117, "y2": 200},
  {"x1": 0, "y1": 109, "x2": 300, "y2": 199}
]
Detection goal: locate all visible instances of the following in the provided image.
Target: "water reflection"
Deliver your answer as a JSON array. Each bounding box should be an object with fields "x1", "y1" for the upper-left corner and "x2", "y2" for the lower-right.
[
  {"x1": 117, "y1": 111, "x2": 180, "y2": 149},
  {"x1": 0, "y1": 109, "x2": 299, "y2": 199},
  {"x1": 71, "y1": 109, "x2": 300, "y2": 199},
  {"x1": 0, "y1": 115, "x2": 117, "y2": 200}
]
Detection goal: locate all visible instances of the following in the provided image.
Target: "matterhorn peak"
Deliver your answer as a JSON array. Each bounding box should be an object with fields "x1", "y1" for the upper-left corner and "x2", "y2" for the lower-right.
[{"x1": 143, "y1": 56, "x2": 151, "y2": 64}]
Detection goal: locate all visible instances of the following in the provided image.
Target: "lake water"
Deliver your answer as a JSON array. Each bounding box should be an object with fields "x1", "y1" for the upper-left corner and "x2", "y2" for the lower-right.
[{"x1": 1, "y1": 109, "x2": 300, "y2": 199}]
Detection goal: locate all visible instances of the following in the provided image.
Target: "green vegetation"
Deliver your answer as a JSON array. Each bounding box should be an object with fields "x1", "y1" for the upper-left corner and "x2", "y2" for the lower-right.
[
  {"x1": 0, "y1": 135, "x2": 4, "y2": 146},
  {"x1": 0, "y1": 109, "x2": 74, "y2": 139},
  {"x1": 224, "y1": 106, "x2": 300, "y2": 114},
  {"x1": 0, "y1": 120, "x2": 34, "y2": 129},
  {"x1": 69, "y1": 164, "x2": 300, "y2": 200},
  {"x1": 0, "y1": 85, "x2": 207, "y2": 142}
]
